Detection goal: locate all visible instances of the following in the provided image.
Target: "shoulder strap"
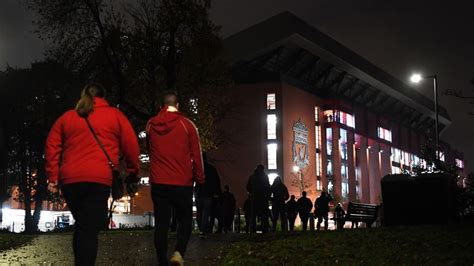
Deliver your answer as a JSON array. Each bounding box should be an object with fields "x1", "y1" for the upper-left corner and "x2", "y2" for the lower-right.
[{"x1": 85, "y1": 117, "x2": 115, "y2": 169}]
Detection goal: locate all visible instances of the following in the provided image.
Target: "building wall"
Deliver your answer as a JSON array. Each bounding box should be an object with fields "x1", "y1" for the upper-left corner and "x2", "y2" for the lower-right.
[
  {"x1": 281, "y1": 83, "x2": 323, "y2": 203},
  {"x1": 209, "y1": 83, "x2": 282, "y2": 207}
]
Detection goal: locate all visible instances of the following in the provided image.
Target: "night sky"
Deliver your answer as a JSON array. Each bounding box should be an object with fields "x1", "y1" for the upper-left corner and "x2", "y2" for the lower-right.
[{"x1": 1, "y1": 0, "x2": 473, "y2": 171}]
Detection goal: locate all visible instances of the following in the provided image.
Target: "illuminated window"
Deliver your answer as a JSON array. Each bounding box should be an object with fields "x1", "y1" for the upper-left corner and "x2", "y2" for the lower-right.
[
  {"x1": 316, "y1": 176, "x2": 322, "y2": 191},
  {"x1": 391, "y1": 166, "x2": 402, "y2": 174},
  {"x1": 315, "y1": 126, "x2": 322, "y2": 150},
  {"x1": 377, "y1": 127, "x2": 392, "y2": 142},
  {"x1": 315, "y1": 107, "x2": 320, "y2": 122},
  {"x1": 324, "y1": 110, "x2": 334, "y2": 122},
  {"x1": 267, "y1": 93, "x2": 276, "y2": 110},
  {"x1": 327, "y1": 160, "x2": 333, "y2": 176},
  {"x1": 456, "y1": 159, "x2": 464, "y2": 169},
  {"x1": 267, "y1": 143, "x2": 278, "y2": 170},
  {"x1": 326, "y1": 128, "x2": 333, "y2": 156},
  {"x1": 401, "y1": 151, "x2": 411, "y2": 166},
  {"x1": 391, "y1": 148, "x2": 401, "y2": 163},
  {"x1": 340, "y1": 128, "x2": 348, "y2": 160},
  {"x1": 412, "y1": 155, "x2": 421, "y2": 167},
  {"x1": 324, "y1": 110, "x2": 355, "y2": 128},
  {"x1": 268, "y1": 173, "x2": 279, "y2": 185},
  {"x1": 341, "y1": 163, "x2": 349, "y2": 199},
  {"x1": 316, "y1": 153, "x2": 322, "y2": 177},
  {"x1": 267, "y1": 114, "x2": 277, "y2": 139},
  {"x1": 439, "y1": 151, "x2": 445, "y2": 162}
]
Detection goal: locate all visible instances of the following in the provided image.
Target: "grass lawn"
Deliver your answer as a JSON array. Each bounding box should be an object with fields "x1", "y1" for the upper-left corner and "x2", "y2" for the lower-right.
[
  {"x1": 0, "y1": 233, "x2": 35, "y2": 252},
  {"x1": 220, "y1": 225, "x2": 474, "y2": 265}
]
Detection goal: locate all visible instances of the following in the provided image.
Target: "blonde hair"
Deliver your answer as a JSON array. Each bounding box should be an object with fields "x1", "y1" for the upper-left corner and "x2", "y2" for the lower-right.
[{"x1": 75, "y1": 83, "x2": 106, "y2": 117}]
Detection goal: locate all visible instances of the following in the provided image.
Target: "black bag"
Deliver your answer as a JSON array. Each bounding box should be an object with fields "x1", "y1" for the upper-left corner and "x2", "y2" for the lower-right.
[{"x1": 85, "y1": 118, "x2": 124, "y2": 200}]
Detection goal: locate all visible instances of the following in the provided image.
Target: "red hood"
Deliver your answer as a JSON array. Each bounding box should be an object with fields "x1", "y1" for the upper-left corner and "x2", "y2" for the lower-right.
[{"x1": 149, "y1": 106, "x2": 183, "y2": 135}]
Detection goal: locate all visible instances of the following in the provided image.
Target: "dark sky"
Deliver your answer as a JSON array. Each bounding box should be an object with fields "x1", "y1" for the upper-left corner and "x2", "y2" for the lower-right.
[{"x1": 1, "y1": 0, "x2": 474, "y2": 171}]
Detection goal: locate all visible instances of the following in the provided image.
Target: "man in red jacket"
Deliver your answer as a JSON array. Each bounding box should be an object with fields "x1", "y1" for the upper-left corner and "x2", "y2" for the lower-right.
[{"x1": 146, "y1": 91, "x2": 205, "y2": 266}]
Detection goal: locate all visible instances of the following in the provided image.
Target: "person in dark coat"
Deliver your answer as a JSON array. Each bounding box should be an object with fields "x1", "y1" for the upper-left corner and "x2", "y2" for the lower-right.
[
  {"x1": 219, "y1": 185, "x2": 236, "y2": 233},
  {"x1": 334, "y1": 203, "x2": 345, "y2": 230},
  {"x1": 286, "y1": 195, "x2": 297, "y2": 231},
  {"x1": 296, "y1": 191, "x2": 313, "y2": 231},
  {"x1": 270, "y1": 177, "x2": 289, "y2": 231},
  {"x1": 246, "y1": 164, "x2": 271, "y2": 233},
  {"x1": 315, "y1": 191, "x2": 333, "y2": 231},
  {"x1": 195, "y1": 153, "x2": 221, "y2": 236}
]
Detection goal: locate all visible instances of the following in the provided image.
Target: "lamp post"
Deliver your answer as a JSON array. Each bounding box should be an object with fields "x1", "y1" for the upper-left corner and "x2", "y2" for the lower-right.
[
  {"x1": 410, "y1": 73, "x2": 439, "y2": 159},
  {"x1": 292, "y1": 165, "x2": 304, "y2": 196}
]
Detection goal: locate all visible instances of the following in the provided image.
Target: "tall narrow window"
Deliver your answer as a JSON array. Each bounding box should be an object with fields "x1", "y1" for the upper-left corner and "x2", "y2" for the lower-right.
[
  {"x1": 267, "y1": 114, "x2": 277, "y2": 139},
  {"x1": 266, "y1": 93, "x2": 276, "y2": 110},
  {"x1": 314, "y1": 107, "x2": 320, "y2": 122},
  {"x1": 267, "y1": 143, "x2": 278, "y2": 170},
  {"x1": 339, "y1": 128, "x2": 348, "y2": 160},
  {"x1": 456, "y1": 158, "x2": 464, "y2": 169},
  {"x1": 341, "y1": 163, "x2": 349, "y2": 200},
  {"x1": 326, "y1": 128, "x2": 333, "y2": 156}
]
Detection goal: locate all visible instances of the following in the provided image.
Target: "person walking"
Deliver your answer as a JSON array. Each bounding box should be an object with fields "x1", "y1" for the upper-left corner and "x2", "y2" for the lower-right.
[
  {"x1": 286, "y1": 195, "x2": 297, "y2": 231},
  {"x1": 195, "y1": 153, "x2": 221, "y2": 237},
  {"x1": 296, "y1": 191, "x2": 313, "y2": 231},
  {"x1": 315, "y1": 191, "x2": 333, "y2": 231},
  {"x1": 270, "y1": 177, "x2": 289, "y2": 231},
  {"x1": 146, "y1": 91, "x2": 205, "y2": 266},
  {"x1": 334, "y1": 203, "x2": 346, "y2": 230},
  {"x1": 219, "y1": 185, "x2": 236, "y2": 233},
  {"x1": 45, "y1": 83, "x2": 140, "y2": 266},
  {"x1": 246, "y1": 164, "x2": 271, "y2": 233}
]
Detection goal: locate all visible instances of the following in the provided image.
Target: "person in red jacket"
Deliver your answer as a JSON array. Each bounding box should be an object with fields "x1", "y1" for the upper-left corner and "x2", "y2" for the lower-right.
[
  {"x1": 45, "y1": 83, "x2": 139, "y2": 266},
  {"x1": 146, "y1": 91, "x2": 205, "y2": 266}
]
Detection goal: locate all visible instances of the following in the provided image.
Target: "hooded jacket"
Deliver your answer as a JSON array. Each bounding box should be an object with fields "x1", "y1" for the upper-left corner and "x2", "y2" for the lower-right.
[
  {"x1": 45, "y1": 97, "x2": 140, "y2": 186},
  {"x1": 146, "y1": 106, "x2": 205, "y2": 186}
]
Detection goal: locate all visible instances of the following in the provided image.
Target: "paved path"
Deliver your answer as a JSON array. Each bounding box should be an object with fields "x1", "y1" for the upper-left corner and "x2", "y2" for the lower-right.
[{"x1": 0, "y1": 232, "x2": 241, "y2": 265}]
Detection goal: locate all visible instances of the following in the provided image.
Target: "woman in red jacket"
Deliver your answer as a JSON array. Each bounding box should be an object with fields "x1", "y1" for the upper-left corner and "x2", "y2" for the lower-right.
[{"x1": 45, "y1": 83, "x2": 140, "y2": 266}]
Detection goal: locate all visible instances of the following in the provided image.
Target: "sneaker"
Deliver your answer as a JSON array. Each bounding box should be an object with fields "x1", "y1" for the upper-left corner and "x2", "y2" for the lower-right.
[{"x1": 170, "y1": 251, "x2": 184, "y2": 266}]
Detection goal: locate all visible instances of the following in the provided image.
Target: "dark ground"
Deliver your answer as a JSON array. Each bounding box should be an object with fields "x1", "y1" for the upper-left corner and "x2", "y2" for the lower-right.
[{"x1": 0, "y1": 225, "x2": 473, "y2": 265}]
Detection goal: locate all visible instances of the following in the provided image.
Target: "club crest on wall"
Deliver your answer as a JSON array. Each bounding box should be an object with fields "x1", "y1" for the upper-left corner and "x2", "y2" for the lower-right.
[{"x1": 292, "y1": 119, "x2": 309, "y2": 169}]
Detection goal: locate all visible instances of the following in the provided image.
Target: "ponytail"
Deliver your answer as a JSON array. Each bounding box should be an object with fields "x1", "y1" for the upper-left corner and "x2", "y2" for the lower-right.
[{"x1": 75, "y1": 83, "x2": 106, "y2": 118}]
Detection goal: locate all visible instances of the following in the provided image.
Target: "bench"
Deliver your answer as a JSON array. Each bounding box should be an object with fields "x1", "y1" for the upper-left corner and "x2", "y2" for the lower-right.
[
  {"x1": 346, "y1": 202, "x2": 379, "y2": 228},
  {"x1": 333, "y1": 202, "x2": 379, "y2": 228}
]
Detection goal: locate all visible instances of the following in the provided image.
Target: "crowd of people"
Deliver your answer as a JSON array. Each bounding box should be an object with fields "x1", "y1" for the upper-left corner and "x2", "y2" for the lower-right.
[
  {"x1": 243, "y1": 164, "x2": 335, "y2": 233},
  {"x1": 44, "y1": 83, "x2": 342, "y2": 266}
]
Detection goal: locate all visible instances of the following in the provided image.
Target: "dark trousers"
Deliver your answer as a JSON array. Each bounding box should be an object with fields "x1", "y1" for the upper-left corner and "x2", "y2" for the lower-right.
[
  {"x1": 250, "y1": 197, "x2": 269, "y2": 233},
  {"x1": 196, "y1": 195, "x2": 212, "y2": 233},
  {"x1": 317, "y1": 212, "x2": 329, "y2": 230},
  {"x1": 271, "y1": 202, "x2": 287, "y2": 232},
  {"x1": 152, "y1": 184, "x2": 193, "y2": 266},
  {"x1": 62, "y1": 182, "x2": 110, "y2": 266},
  {"x1": 300, "y1": 214, "x2": 309, "y2": 231},
  {"x1": 287, "y1": 213, "x2": 297, "y2": 231}
]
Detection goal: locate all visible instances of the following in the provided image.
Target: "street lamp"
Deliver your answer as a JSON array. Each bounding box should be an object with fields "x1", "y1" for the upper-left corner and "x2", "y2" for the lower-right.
[{"x1": 410, "y1": 73, "x2": 439, "y2": 159}]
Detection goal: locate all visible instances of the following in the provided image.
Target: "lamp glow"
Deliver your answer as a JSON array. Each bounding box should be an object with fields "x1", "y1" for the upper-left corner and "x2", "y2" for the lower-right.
[
  {"x1": 410, "y1": 74, "x2": 423, "y2": 83},
  {"x1": 293, "y1": 165, "x2": 300, "y2": 172}
]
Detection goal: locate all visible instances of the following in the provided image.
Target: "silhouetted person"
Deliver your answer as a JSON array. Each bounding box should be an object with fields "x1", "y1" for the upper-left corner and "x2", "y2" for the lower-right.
[
  {"x1": 146, "y1": 91, "x2": 205, "y2": 265},
  {"x1": 297, "y1": 191, "x2": 313, "y2": 231},
  {"x1": 315, "y1": 191, "x2": 333, "y2": 231},
  {"x1": 243, "y1": 196, "x2": 251, "y2": 233},
  {"x1": 247, "y1": 164, "x2": 271, "y2": 233},
  {"x1": 170, "y1": 208, "x2": 177, "y2": 232},
  {"x1": 286, "y1": 195, "x2": 297, "y2": 231},
  {"x1": 219, "y1": 185, "x2": 236, "y2": 233},
  {"x1": 334, "y1": 203, "x2": 345, "y2": 230},
  {"x1": 195, "y1": 153, "x2": 221, "y2": 237},
  {"x1": 271, "y1": 177, "x2": 289, "y2": 231}
]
